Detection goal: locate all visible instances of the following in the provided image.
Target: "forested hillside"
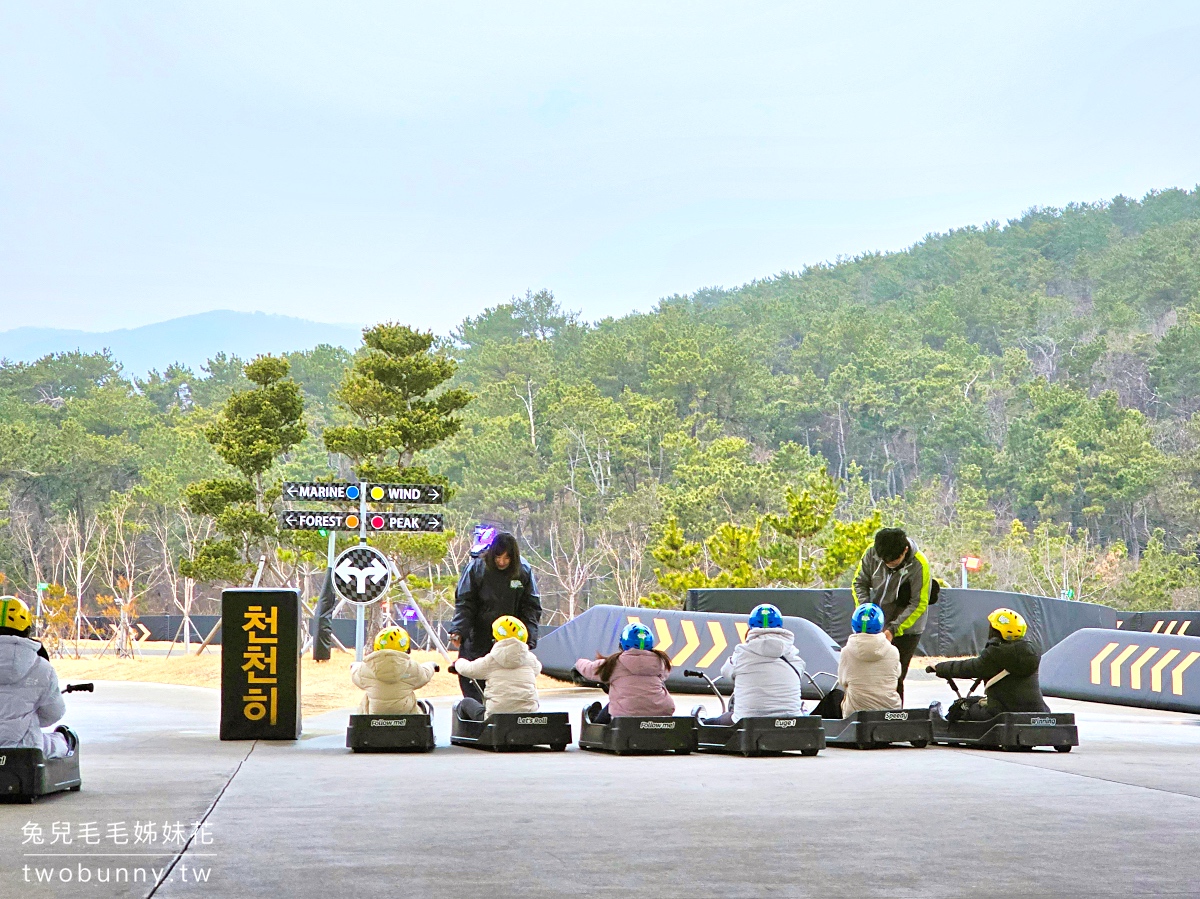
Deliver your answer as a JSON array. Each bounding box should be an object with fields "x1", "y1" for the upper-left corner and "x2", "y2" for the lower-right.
[{"x1": 4, "y1": 188, "x2": 1200, "y2": 640}]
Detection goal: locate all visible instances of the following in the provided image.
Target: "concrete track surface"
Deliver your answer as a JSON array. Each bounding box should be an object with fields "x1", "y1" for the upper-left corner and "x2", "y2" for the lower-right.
[{"x1": 2, "y1": 677, "x2": 1199, "y2": 899}]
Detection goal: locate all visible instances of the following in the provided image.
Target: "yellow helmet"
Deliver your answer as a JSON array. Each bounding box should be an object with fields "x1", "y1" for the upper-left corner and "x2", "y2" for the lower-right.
[
  {"x1": 0, "y1": 597, "x2": 33, "y2": 633},
  {"x1": 988, "y1": 608, "x2": 1027, "y2": 642},
  {"x1": 374, "y1": 626, "x2": 411, "y2": 653},
  {"x1": 492, "y1": 615, "x2": 528, "y2": 643}
]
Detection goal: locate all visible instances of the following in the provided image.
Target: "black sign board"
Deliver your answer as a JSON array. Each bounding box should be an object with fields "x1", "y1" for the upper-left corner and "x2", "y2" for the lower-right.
[
  {"x1": 220, "y1": 589, "x2": 302, "y2": 740},
  {"x1": 279, "y1": 510, "x2": 361, "y2": 531},
  {"x1": 365, "y1": 512, "x2": 444, "y2": 532},
  {"x1": 365, "y1": 483, "x2": 445, "y2": 504},
  {"x1": 283, "y1": 481, "x2": 360, "y2": 502}
]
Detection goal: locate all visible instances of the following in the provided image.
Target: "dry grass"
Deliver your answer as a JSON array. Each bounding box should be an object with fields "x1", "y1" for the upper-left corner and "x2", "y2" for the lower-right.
[{"x1": 51, "y1": 642, "x2": 566, "y2": 718}]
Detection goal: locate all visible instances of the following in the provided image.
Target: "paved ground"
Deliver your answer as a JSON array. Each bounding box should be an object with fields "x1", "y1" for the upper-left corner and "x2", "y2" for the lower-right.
[{"x1": 2, "y1": 676, "x2": 1199, "y2": 899}]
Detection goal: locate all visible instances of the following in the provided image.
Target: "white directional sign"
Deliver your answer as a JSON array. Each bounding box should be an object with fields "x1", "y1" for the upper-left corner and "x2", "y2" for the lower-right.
[
  {"x1": 331, "y1": 544, "x2": 392, "y2": 605},
  {"x1": 283, "y1": 481, "x2": 361, "y2": 501}
]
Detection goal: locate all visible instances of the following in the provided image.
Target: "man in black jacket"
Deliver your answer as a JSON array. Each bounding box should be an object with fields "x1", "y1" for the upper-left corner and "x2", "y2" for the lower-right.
[
  {"x1": 932, "y1": 607, "x2": 1050, "y2": 720},
  {"x1": 450, "y1": 531, "x2": 542, "y2": 702}
]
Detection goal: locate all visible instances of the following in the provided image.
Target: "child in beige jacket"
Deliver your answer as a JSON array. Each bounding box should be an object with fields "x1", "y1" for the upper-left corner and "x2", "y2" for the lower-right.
[
  {"x1": 837, "y1": 603, "x2": 902, "y2": 716},
  {"x1": 351, "y1": 627, "x2": 436, "y2": 715}
]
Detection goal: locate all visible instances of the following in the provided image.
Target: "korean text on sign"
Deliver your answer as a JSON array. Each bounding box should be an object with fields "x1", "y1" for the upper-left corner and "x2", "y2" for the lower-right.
[{"x1": 241, "y1": 605, "x2": 278, "y2": 725}]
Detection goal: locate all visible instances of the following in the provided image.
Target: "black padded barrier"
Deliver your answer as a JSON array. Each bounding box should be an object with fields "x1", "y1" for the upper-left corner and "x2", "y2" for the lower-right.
[
  {"x1": 1040, "y1": 628, "x2": 1200, "y2": 714},
  {"x1": 533, "y1": 605, "x2": 841, "y2": 698},
  {"x1": 685, "y1": 587, "x2": 1116, "y2": 656}
]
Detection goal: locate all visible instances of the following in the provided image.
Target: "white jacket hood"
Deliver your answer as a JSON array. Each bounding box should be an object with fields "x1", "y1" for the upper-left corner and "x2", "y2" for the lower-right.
[
  {"x1": 843, "y1": 632, "x2": 892, "y2": 663},
  {"x1": 490, "y1": 637, "x2": 533, "y2": 669},
  {"x1": 742, "y1": 627, "x2": 796, "y2": 659},
  {"x1": 0, "y1": 636, "x2": 39, "y2": 685}
]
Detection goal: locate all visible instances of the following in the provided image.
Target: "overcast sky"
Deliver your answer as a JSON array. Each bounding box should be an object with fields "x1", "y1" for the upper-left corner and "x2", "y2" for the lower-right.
[{"x1": 2, "y1": 2, "x2": 1199, "y2": 334}]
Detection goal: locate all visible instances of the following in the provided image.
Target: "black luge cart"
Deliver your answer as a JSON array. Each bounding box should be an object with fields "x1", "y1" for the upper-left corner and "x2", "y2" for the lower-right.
[
  {"x1": 450, "y1": 703, "x2": 571, "y2": 752},
  {"x1": 577, "y1": 705, "x2": 697, "y2": 755},
  {"x1": 0, "y1": 684, "x2": 89, "y2": 804},
  {"x1": 684, "y1": 669, "x2": 824, "y2": 757},
  {"x1": 346, "y1": 700, "x2": 437, "y2": 752},
  {"x1": 930, "y1": 675, "x2": 1078, "y2": 752}
]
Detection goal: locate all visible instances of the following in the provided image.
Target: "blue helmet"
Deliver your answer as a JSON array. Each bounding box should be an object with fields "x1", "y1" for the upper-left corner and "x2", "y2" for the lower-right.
[
  {"x1": 619, "y1": 623, "x2": 655, "y2": 651},
  {"x1": 851, "y1": 603, "x2": 885, "y2": 635},
  {"x1": 748, "y1": 603, "x2": 783, "y2": 630}
]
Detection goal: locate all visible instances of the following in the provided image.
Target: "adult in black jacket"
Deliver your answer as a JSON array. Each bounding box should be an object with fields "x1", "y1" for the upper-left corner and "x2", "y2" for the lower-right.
[
  {"x1": 932, "y1": 607, "x2": 1049, "y2": 720},
  {"x1": 450, "y1": 532, "x2": 542, "y2": 702}
]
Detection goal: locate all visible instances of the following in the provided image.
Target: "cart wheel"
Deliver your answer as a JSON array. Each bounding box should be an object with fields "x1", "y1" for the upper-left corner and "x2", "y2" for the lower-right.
[
  {"x1": 911, "y1": 740, "x2": 928, "y2": 749},
  {"x1": 1055, "y1": 745, "x2": 1073, "y2": 753},
  {"x1": 550, "y1": 744, "x2": 567, "y2": 752},
  {"x1": 69, "y1": 785, "x2": 82, "y2": 791},
  {"x1": 801, "y1": 748, "x2": 819, "y2": 757},
  {"x1": 856, "y1": 742, "x2": 873, "y2": 750}
]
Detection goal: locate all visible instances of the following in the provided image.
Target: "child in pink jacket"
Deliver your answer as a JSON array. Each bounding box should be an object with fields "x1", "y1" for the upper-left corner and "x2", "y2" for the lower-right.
[{"x1": 575, "y1": 623, "x2": 674, "y2": 723}]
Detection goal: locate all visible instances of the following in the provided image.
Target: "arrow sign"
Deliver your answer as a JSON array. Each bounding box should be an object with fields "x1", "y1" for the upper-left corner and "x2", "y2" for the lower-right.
[
  {"x1": 365, "y1": 513, "x2": 444, "y2": 533},
  {"x1": 278, "y1": 510, "x2": 361, "y2": 531},
  {"x1": 364, "y1": 483, "x2": 445, "y2": 505},
  {"x1": 136, "y1": 623, "x2": 152, "y2": 642},
  {"x1": 331, "y1": 545, "x2": 393, "y2": 605},
  {"x1": 283, "y1": 482, "x2": 361, "y2": 502}
]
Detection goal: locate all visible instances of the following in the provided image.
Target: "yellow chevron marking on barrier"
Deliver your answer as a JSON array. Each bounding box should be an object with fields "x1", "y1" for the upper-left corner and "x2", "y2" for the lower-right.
[
  {"x1": 1164, "y1": 621, "x2": 1178, "y2": 635},
  {"x1": 1172, "y1": 652, "x2": 1200, "y2": 696},
  {"x1": 735, "y1": 622, "x2": 749, "y2": 643},
  {"x1": 1110, "y1": 644, "x2": 1139, "y2": 687},
  {"x1": 1151, "y1": 621, "x2": 1164, "y2": 633},
  {"x1": 1090, "y1": 642, "x2": 1120, "y2": 684},
  {"x1": 652, "y1": 618, "x2": 673, "y2": 655},
  {"x1": 1130, "y1": 647, "x2": 1159, "y2": 690},
  {"x1": 1181, "y1": 622, "x2": 1192, "y2": 635},
  {"x1": 671, "y1": 620, "x2": 701, "y2": 666},
  {"x1": 1150, "y1": 650, "x2": 1181, "y2": 693},
  {"x1": 696, "y1": 621, "x2": 728, "y2": 667},
  {"x1": 626, "y1": 615, "x2": 642, "y2": 626}
]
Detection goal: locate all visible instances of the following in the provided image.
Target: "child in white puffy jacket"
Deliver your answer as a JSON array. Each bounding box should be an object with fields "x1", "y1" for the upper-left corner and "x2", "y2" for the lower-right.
[
  {"x1": 451, "y1": 615, "x2": 541, "y2": 720},
  {"x1": 708, "y1": 604, "x2": 805, "y2": 724},
  {"x1": 351, "y1": 627, "x2": 437, "y2": 714},
  {"x1": 0, "y1": 598, "x2": 73, "y2": 758}
]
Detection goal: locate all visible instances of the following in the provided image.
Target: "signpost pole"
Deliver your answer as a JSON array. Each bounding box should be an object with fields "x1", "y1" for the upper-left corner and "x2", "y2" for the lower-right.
[
  {"x1": 355, "y1": 481, "x2": 368, "y2": 662},
  {"x1": 961, "y1": 559, "x2": 968, "y2": 589}
]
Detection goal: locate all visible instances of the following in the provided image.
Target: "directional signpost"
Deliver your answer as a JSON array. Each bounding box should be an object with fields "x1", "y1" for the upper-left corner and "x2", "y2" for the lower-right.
[
  {"x1": 278, "y1": 480, "x2": 446, "y2": 660},
  {"x1": 332, "y1": 545, "x2": 392, "y2": 605}
]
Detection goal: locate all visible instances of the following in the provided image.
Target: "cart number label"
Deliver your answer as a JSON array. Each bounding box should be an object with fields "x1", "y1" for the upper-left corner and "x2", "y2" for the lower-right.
[
  {"x1": 0, "y1": 756, "x2": 5, "y2": 765},
  {"x1": 774, "y1": 719, "x2": 797, "y2": 728},
  {"x1": 370, "y1": 719, "x2": 407, "y2": 727},
  {"x1": 884, "y1": 712, "x2": 909, "y2": 721},
  {"x1": 640, "y1": 721, "x2": 676, "y2": 729},
  {"x1": 1030, "y1": 717, "x2": 1057, "y2": 726},
  {"x1": 517, "y1": 716, "x2": 548, "y2": 725}
]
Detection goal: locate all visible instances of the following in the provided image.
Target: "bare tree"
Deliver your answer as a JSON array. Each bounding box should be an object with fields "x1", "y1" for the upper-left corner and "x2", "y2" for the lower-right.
[
  {"x1": 51, "y1": 511, "x2": 102, "y2": 653},
  {"x1": 527, "y1": 496, "x2": 604, "y2": 620}
]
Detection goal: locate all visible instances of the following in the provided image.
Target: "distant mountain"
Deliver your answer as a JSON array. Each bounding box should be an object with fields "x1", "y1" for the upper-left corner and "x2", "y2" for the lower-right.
[{"x1": 0, "y1": 311, "x2": 365, "y2": 375}]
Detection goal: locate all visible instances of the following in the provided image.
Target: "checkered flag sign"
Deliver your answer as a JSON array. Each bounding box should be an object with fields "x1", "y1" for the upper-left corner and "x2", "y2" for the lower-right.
[{"x1": 332, "y1": 544, "x2": 392, "y2": 605}]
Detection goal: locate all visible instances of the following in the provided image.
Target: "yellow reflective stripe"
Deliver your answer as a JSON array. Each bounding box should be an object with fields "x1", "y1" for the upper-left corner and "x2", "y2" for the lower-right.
[
  {"x1": 1129, "y1": 647, "x2": 1158, "y2": 690},
  {"x1": 652, "y1": 618, "x2": 674, "y2": 655},
  {"x1": 696, "y1": 621, "x2": 727, "y2": 668},
  {"x1": 1165, "y1": 621, "x2": 1178, "y2": 635},
  {"x1": 1109, "y1": 644, "x2": 1139, "y2": 687},
  {"x1": 894, "y1": 552, "x2": 930, "y2": 637},
  {"x1": 1172, "y1": 652, "x2": 1200, "y2": 696},
  {"x1": 671, "y1": 620, "x2": 701, "y2": 666},
  {"x1": 734, "y1": 622, "x2": 749, "y2": 643},
  {"x1": 1151, "y1": 621, "x2": 1164, "y2": 633},
  {"x1": 1180, "y1": 622, "x2": 1191, "y2": 635},
  {"x1": 1090, "y1": 642, "x2": 1119, "y2": 684},
  {"x1": 1150, "y1": 650, "x2": 1181, "y2": 693}
]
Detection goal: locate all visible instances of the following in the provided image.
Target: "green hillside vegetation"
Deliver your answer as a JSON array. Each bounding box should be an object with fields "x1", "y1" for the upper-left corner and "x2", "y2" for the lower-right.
[{"x1": 3, "y1": 188, "x2": 1200, "y2": 641}]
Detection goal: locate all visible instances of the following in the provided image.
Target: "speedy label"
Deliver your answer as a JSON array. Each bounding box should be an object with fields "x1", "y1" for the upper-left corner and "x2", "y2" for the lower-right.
[
  {"x1": 884, "y1": 711, "x2": 909, "y2": 721},
  {"x1": 640, "y1": 721, "x2": 676, "y2": 730}
]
